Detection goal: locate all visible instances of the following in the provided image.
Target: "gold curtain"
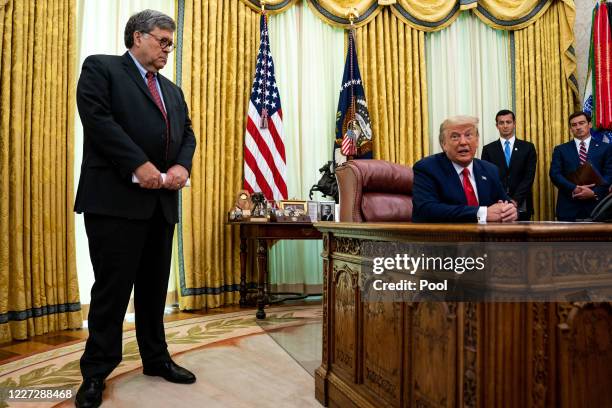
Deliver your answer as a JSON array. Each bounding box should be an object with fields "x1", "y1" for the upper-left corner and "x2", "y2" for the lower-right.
[
  {"x1": 514, "y1": 0, "x2": 578, "y2": 221},
  {"x1": 0, "y1": 0, "x2": 81, "y2": 342},
  {"x1": 355, "y1": 7, "x2": 429, "y2": 165},
  {"x1": 177, "y1": 0, "x2": 258, "y2": 309},
  {"x1": 239, "y1": 0, "x2": 299, "y2": 14},
  {"x1": 305, "y1": 0, "x2": 553, "y2": 31}
]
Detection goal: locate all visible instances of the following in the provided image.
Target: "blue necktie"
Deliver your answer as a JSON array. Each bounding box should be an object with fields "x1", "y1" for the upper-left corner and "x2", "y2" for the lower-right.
[{"x1": 504, "y1": 140, "x2": 511, "y2": 167}]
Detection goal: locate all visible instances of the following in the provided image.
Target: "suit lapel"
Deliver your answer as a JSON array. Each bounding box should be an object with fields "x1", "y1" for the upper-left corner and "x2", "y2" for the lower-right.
[
  {"x1": 587, "y1": 140, "x2": 600, "y2": 162},
  {"x1": 566, "y1": 141, "x2": 581, "y2": 169},
  {"x1": 440, "y1": 154, "x2": 468, "y2": 204},
  {"x1": 121, "y1": 52, "x2": 160, "y2": 108},
  {"x1": 490, "y1": 140, "x2": 507, "y2": 169},
  {"x1": 473, "y1": 160, "x2": 490, "y2": 205},
  {"x1": 157, "y1": 74, "x2": 175, "y2": 114}
]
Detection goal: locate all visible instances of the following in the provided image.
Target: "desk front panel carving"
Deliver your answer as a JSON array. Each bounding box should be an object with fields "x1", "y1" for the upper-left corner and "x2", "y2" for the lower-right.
[{"x1": 314, "y1": 222, "x2": 612, "y2": 408}]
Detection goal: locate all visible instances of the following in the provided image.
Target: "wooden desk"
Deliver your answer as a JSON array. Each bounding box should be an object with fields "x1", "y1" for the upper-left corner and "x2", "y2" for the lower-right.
[
  {"x1": 232, "y1": 221, "x2": 322, "y2": 319},
  {"x1": 314, "y1": 222, "x2": 612, "y2": 408}
]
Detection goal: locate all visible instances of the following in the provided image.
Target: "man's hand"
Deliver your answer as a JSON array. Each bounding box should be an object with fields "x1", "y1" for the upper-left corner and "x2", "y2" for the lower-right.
[
  {"x1": 487, "y1": 201, "x2": 518, "y2": 222},
  {"x1": 134, "y1": 161, "x2": 163, "y2": 189},
  {"x1": 164, "y1": 164, "x2": 189, "y2": 190},
  {"x1": 572, "y1": 184, "x2": 596, "y2": 200}
]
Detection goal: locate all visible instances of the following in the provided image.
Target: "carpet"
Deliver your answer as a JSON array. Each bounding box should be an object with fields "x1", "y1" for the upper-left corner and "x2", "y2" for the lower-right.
[{"x1": 0, "y1": 305, "x2": 322, "y2": 408}]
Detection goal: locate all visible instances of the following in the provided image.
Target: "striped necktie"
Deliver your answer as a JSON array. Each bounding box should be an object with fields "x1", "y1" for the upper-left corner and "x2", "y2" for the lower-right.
[
  {"x1": 146, "y1": 72, "x2": 169, "y2": 160},
  {"x1": 579, "y1": 141, "x2": 587, "y2": 164}
]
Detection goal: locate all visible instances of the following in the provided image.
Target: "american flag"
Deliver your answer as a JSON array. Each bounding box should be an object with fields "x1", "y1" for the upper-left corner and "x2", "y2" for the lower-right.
[{"x1": 243, "y1": 14, "x2": 287, "y2": 201}]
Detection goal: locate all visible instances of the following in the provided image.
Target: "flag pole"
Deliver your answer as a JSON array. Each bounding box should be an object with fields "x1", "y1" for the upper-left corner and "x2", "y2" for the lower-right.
[{"x1": 260, "y1": 0, "x2": 269, "y2": 129}]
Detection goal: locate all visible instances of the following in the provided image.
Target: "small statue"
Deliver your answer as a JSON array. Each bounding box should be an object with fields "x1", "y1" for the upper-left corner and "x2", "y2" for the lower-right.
[
  {"x1": 251, "y1": 192, "x2": 267, "y2": 217},
  {"x1": 235, "y1": 190, "x2": 252, "y2": 212}
]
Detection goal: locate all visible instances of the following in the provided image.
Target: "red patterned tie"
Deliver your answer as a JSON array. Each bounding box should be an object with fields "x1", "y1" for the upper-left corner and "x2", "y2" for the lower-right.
[
  {"x1": 579, "y1": 141, "x2": 587, "y2": 164},
  {"x1": 462, "y1": 168, "x2": 479, "y2": 206},
  {"x1": 146, "y1": 72, "x2": 169, "y2": 159}
]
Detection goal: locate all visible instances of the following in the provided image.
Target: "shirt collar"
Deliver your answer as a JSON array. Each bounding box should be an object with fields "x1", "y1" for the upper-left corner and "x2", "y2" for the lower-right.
[
  {"x1": 499, "y1": 135, "x2": 515, "y2": 145},
  {"x1": 128, "y1": 51, "x2": 151, "y2": 80},
  {"x1": 451, "y1": 160, "x2": 474, "y2": 177},
  {"x1": 574, "y1": 136, "x2": 591, "y2": 150}
]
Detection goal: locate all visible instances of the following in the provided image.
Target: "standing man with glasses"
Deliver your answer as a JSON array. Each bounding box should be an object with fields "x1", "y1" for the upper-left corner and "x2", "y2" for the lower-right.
[
  {"x1": 412, "y1": 115, "x2": 517, "y2": 223},
  {"x1": 481, "y1": 109, "x2": 537, "y2": 220},
  {"x1": 74, "y1": 9, "x2": 196, "y2": 408}
]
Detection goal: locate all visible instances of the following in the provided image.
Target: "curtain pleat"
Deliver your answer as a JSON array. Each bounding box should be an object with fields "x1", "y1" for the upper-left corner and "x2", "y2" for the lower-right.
[
  {"x1": 355, "y1": 8, "x2": 429, "y2": 165},
  {"x1": 0, "y1": 0, "x2": 81, "y2": 342},
  {"x1": 306, "y1": 0, "x2": 553, "y2": 31},
  {"x1": 178, "y1": 0, "x2": 259, "y2": 310},
  {"x1": 514, "y1": 1, "x2": 577, "y2": 221}
]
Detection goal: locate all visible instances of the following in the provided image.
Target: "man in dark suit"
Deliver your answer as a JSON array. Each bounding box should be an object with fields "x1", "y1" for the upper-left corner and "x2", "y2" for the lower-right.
[
  {"x1": 550, "y1": 111, "x2": 612, "y2": 221},
  {"x1": 74, "y1": 10, "x2": 197, "y2": 408},
  {"x1": 413, "y1": 115, "x2": 517, "y2": 223},
  {"x1": 481, "y1": 109, "x2": 537, "y2": 220}
]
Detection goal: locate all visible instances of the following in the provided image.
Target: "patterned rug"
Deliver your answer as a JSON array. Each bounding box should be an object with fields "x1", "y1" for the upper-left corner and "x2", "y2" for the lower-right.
[{"x1": 0, "y1": 306, "x2": 322, "y2": 408}]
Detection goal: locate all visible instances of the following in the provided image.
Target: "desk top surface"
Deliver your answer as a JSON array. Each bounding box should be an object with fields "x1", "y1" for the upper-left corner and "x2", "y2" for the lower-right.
[{"x1": 313, "y1": 221, "x2": 612, "y2": 241}]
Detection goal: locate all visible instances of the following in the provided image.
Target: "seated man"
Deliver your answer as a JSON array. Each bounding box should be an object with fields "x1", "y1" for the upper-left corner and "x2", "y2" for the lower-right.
[
  {"x1": 413, "y1": 115, "x2": 517, "y2": 223},
  {"x1": 549, "y1": 111, "x2": 612, "y2": 221}
]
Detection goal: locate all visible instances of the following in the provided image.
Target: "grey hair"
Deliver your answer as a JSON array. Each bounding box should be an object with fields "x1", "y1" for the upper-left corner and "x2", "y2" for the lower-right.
[
  {"x1": 124, "y1": 9, "x2": 176, "y2": 49},
  {"x1": 438, "y1": 115, "x2": 479, "y2": 146}
]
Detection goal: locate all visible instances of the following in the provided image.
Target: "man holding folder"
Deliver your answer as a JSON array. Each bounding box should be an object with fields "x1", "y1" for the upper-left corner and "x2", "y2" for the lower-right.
[{"x1": 550, "y1": 112, "x2": 612, "y2": 221}]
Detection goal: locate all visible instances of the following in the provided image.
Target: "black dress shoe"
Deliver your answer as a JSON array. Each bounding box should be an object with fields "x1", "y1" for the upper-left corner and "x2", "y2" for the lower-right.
[
  {"x1": 75, "y1": 377, "x2": 105, "y2": 408},
  {"x1": 143, "y1": 360, "x2": 196, "y2": 384}
]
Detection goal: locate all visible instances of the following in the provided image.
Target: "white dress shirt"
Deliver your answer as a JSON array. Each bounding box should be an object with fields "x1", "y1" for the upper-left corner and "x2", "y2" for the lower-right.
[{"x1": 452, "y1": 161, "x2": 488, "y2": 223}]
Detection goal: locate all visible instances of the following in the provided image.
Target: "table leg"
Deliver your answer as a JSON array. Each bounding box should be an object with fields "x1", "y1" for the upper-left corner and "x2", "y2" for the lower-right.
[
  {"x1": 256, "y1": 238, "x2": 268, "y2": 319},
  {"x1": 239, "y1": 237, "x2": 247, "y2": 307}
]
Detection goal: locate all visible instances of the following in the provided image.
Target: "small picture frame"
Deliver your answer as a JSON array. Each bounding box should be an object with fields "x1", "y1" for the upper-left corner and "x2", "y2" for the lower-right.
[
  {"x1": 319, "y1": 201, "x2": 335, "y2": 221},
  {"x1": 307, "y1": 201, "x2": 319, "y2": 222},
  {"x1": 279, "y1": 200, "x2": 307, "y2": 216}
]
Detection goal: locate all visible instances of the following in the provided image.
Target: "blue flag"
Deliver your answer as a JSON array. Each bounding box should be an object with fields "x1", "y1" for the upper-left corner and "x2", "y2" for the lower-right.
[{"x1": 333, "y1": 29, "x2": 373, "y2": 166}]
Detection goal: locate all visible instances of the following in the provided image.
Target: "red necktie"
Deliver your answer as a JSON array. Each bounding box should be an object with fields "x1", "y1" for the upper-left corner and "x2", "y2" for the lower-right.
[
  {"x1": 579, "y1": 141, "x2": 587, "y2": 164},
  {"x1": 146, "y1": 72, "x2": 169, "y2": 160},
  {"x1": 462, "y1": 168, "x2": 479, "y2": 206}
]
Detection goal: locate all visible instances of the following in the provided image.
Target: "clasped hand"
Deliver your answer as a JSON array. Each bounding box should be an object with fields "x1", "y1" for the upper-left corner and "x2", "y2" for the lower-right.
[
  {"x1": 487, "y1": 201, "x2": 517, "y2": 222},
  {"x1": 572, "y1": 184, "x2": 596, "y2": 200},
  {"x1": 134, "y1": 162, "x2": 189, "y2": 190}
]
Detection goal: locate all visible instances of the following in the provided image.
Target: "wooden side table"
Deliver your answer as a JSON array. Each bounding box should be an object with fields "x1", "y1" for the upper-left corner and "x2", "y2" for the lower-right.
[{"x1": 229, "y1": 221, "x2": 323, "y2": 319}]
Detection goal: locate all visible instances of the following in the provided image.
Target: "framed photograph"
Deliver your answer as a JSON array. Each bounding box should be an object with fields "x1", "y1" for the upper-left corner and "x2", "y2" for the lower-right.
[
  {"x1": 319, "y1": 201, "x2": 335, "y2": 221},
  {"x1": 279, "y1": 200, "x2": 307, "y2": 215},
  {"x1": 307, "y1": 201, "x2": 319, "y2": 222}
]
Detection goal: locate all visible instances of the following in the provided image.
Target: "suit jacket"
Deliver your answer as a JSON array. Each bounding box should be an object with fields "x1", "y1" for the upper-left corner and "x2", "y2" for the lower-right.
[
  {"x1": 481, "y1": 138, "x2": 537, "y2": 218},
  {"x1": 549, "y1": 139, "x2": 612, "y2": 221},
  {"x1": 412, "y1": 153, "x2": 510, "y2": 223},
  {"x1": 74, "y1": 53, "x2": 196, "y2": 223}
]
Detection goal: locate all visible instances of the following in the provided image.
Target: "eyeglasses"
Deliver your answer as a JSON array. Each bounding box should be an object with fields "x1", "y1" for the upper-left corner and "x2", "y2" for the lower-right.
[{"x1": 142, "y1": 32, "x2": 174, "y2": 52}]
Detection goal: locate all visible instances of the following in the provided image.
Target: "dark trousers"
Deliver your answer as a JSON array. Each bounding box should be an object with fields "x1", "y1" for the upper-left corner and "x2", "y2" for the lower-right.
[{"x1": 80, "y1": 204, "x2": 174, "y2": 379}]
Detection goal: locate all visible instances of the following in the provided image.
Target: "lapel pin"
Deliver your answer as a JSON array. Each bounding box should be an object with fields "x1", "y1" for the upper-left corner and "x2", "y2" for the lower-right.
[
  {"x1": 514, "y1": 147, "x2": 518, "y2": 151},
  {"x1": 482, "y1": 176, "x2": 487, "y2": 180}
]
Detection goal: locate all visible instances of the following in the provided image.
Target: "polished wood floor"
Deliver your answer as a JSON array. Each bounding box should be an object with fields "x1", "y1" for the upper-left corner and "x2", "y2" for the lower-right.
[
  {"x1": 0, "y1": 305, "x2": 248, "y2": 365},
  {"x1": 0, "y1": 300, "x2": 320, "y2": 366}
]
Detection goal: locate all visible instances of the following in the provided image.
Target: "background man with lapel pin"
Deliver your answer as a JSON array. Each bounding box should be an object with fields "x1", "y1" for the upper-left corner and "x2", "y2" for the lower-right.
[
  {"x1": 550, "y1": 111, "x2": 612, "y2": 221},
  {"x1": 413, "y1": 115, "x2": 517, "y2": 223},
  {"x1": 481, "y1": 109, "x2": 537, "y2": 220},
  {"x1": 74, "y1": 9, "x2": 197, "y2": 408}
]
